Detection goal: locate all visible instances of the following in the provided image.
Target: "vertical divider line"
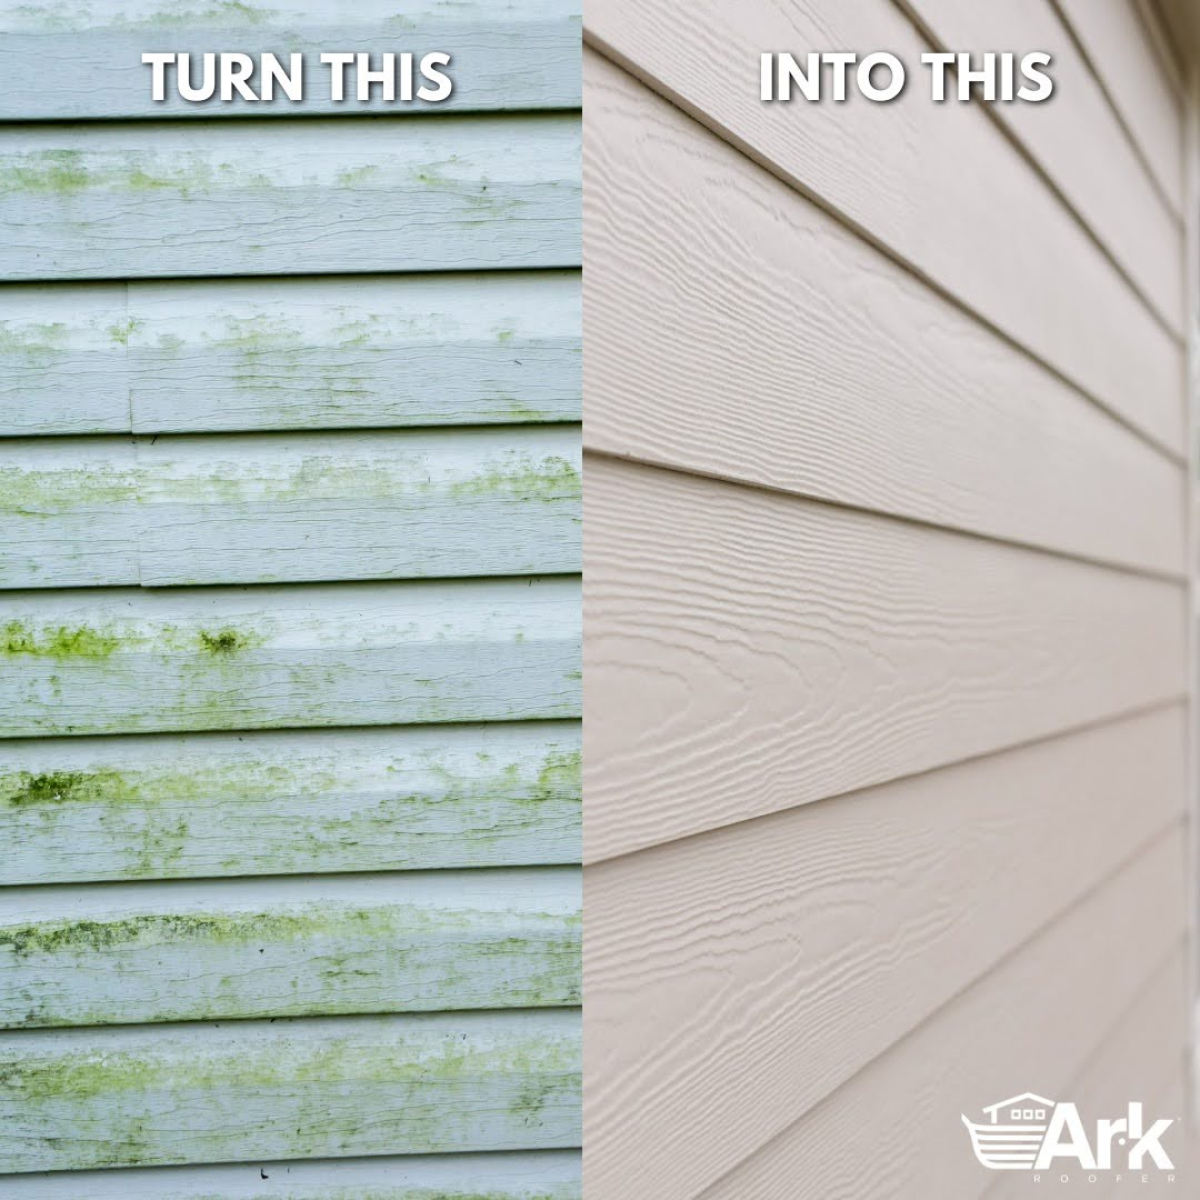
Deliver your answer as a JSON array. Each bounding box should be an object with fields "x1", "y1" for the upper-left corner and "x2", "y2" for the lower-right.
[{"x1": 1183, "y1": 60, "x2": 1200, "y2": 1132}]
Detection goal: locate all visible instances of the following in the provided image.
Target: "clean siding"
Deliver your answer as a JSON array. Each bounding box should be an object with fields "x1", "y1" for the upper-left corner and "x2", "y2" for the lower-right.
[
  {"x1": 583, "y1": 2, "x2": 1190, "y2": 1195},
  {"x1": 585, "y1": 54, "x2": 1185, "y2": 576},
  {"x1": 584, "y1": 0, "x2": 1184, "y2": 456}
]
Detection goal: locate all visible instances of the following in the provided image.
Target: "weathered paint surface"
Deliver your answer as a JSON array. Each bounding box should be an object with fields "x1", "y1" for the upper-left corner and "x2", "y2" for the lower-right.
[
  {"x1": 136, "y1": 427, "x2": 582, "y2": 585},
  {"x1": 0, "y1": 868, "x2": 582, "y2": 1027},
  {"x1": 0, "y1": 437, "x2": 138, "y2": 589},
  {"x1": 0, "y1": 117, "x2": 581, "y2": 281},
  {"x1": 0, "y1": 723, "x2": 581, "y2": 885},
  {"x1": 0, "y1": 274, "x2": 581, "y2": 437},
  {"x1": 0, "y1": 1009, "x2": 582, "y2": 1171},
  {"x1": 0, "y1": 578, "x2": 581, "y2": 737},
  {"x1": 0, "y1": 0, "x2": 582, "y2": 121},
  {"x1": 0, "y1": 2, "x2": 582, "y2": 1183},
  {"x1": 0, "y1": 427, "x2": 581, "y2": 589},
  {"x1": 0, "y1": 1149, "x2": 583, "y2": 1199}
]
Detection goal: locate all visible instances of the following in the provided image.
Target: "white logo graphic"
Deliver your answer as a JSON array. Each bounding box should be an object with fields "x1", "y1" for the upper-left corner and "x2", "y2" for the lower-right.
[{"x1": 962, "y1": 1093, "x2": 1175, "y2": 1172}]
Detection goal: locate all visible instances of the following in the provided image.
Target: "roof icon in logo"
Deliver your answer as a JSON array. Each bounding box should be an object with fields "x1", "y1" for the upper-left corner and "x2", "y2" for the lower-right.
[{"x1": 962, "y1": 1094, "x2": 1054, "y2": 1170}]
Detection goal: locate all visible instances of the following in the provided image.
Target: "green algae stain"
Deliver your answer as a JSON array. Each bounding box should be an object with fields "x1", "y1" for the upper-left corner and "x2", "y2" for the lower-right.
[
  {"x1": 197, "y1": 628, "x2": 258, "y2": 655},
  {"x1": 7, "y1": 1, "x2": 278, "y2": 32},
  {"x1": 0, "y1": 465, "x2": 134, "y2": 515},
  {"x1": 2, "y1": 769, "x2": 128, "y2": 808},
  {"x1": 105, "y1": 316, "x2": 144, "y2": 347},
  {"x1": 4, "y1": 148, "x2": 90, "y2": 194},
  {"x1": 532, "y1": 747, "x2": 582, "y2": 803},
  {"x1": 335, "y1": 164, "x2": 381, "y2": 188},
  {"x1": 449, "y1": 454, "x2": 581, "y2": 504},
  {"x1": 0, "y1": 150, "x2": 248, "y2": 197},
  {"x1": 0, "y1": 321, "x2": 69, "y2": 359},
  {"x1": 1, "y1": 621, "x2": 119, "y2": 659}
]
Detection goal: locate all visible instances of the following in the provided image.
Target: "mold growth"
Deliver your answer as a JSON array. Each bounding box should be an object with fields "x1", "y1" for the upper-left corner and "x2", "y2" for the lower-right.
[
  {"x1": 0, "y1": 466, "x2": 134, "y2": 514},
  {"x1": 197, "y1": 628, "x2": 256, "y2": 655},
  {"x1": 0, "y1": 321, "x2": 70, "y2": 361},
  {"x1": 1, "y1": 621, "x2": 120, "y2": 659},
  {"x1": 105, "y1": 316, "x2": 144, "y2": 347},
  {"x1": 448, "y1": 455, "x2": 582, "y2": 503},
  {"x1": 7, "y1": 0, "x2": 280, "y2": 33},
  {"x1": 0, "y1": 150, "x2": 266, "y2": 198},
  {"x1": 1, "y1": 770, "x2": 128, "y2": 808},
  {"x1": 531, "y1": 748, "x2": 582, "y2": 803}
]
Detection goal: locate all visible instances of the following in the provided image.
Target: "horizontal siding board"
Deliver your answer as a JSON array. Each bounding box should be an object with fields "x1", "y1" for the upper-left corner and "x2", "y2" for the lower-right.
[
  {"x1": 585, "y1": 456, "x2": 1185, "y2": 860},
  {"x1": 0, "y1": 577, "x2": 581, "y2": 738},
  {"x1": 702, "y1": 834, "x2": 1186, "y2": 1200},
  {"x1": 0, "y1": 273, "x2": 582, "y2": 438},
  {"x1": 584, "y1": 710, "x2": 1186, "y2": 1198},
  {"x1": 904, "y1": 0, "x2": 1183, "y2": 332},
  {"x1": 0, "y1": 285, "x2": 129, "y2": 435},
  {"x1": 2, "y1": 427, "x2": 581, "y2": 589},
  {"x1": 0, "y1": 722, "x2": 581, "y2": 886},
  {"x1": 585, "y1": 55, "x2": 1186, "y2": 577},
  {"x1": 136, "y1": 427, "x2": 581, "y2": 586},
  {"x1": 0, "y1": 1008, "x2": 582, "y2": 1172},
  {"x1": 0, "y1": 0, "x2": 582, "y2": 121},
  {"x1": 1055, "y1": 0, "x2": 1184, "y2": 216},
  {"x1": 0, "y1": 868, "x2": 581, "y2": 1028},
  {"x1": 0, "y1": 1150, "x2": 583, "y2": 1199},
  {"x1": 985, "y1": 958, "x2": 1186, "y2": 1199},
  {"x1": 0, "y1": 438, "x2": 137, "y2": 590},
  {"x1": 582, "y1": 12, "x2": 1185, "y2": 457},
  {"x1": 0, "y1": 116, "x2": 581, "y2": 282},
  {"x1": 129, "y1": 272, "x2": 582, "y2": 433}
]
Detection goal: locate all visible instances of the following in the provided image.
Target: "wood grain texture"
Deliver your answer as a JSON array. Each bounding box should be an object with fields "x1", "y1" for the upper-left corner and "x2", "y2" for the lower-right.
[
  {"x1": 0, "y1": 577, "x2": 581, "y2": 738},
  {"x1": 0, "y1": 0, "x2": 581, "y2": 121},
  {"x1": 0, "y1": 1150, "x2": 583, "y2": 1199},
  {"x1": 0, "y1": 284, "x2": 129, "y2": 435},
  {"x1": 0, "y1": 116, "x2": 580, "y2": 281},
  {"x1": 584, "y1": 710, "x2": 1186, "y2": 1198},
  {"x1": 0, "y1": 273, "x2": 581, "y2": 437},
  {"x1": 585, "y1": 456, "x2": 1185, "y2": 860},
  {"x1": 0, "y1": 867, "x2": 580, "y2": 1028},
  {"x1": 703, "y1": 831, "x2": 1186, "y2": 1200},
  {"x1": 129, "y1": 272, "x2": 581, "y2": 433},
  {"x1": 0, "y1": 438, "x2": 137, "y2": 590},
  {"x1": 1055, "y1": 0, "x2": 1184, "y2": 216},
  {"x1": 135, "y1": 427, "x2": 581, "y2": 586},
  {"x1": 0, "y1": 721, "x2": 581, "y2": 886},
  {"x1": 0, "y1": 1008, "x2": 581, "y2": 1172},
  {"x1": 904, "y1": 0, "x2": 1183, "y2": 332},
  {"x1": 582, "y1": 7, "x2": 1185, "y2": 456},
  {"x1": 584, "y1": 54, "x2": 1187, "y2": 577},
  {"x1": 984, "y1": 958, "x2": 1187, "y2": 1198}
]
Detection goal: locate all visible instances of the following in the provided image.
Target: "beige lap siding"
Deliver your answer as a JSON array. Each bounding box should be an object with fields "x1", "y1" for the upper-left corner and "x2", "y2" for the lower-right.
[{"x1": 582, "y1": 0, "x2": 1191, "y2": 1192}]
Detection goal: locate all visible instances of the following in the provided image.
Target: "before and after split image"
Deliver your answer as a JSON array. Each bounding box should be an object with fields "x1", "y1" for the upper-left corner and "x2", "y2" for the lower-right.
[{"x1": 1, "y1": 0, "x2": 1199, "y2": 1196}]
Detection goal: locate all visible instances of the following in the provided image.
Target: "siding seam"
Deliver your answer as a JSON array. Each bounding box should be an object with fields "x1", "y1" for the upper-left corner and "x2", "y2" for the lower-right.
[
  {"x1": 890, "y1": 0, "x2": 1185, "y2": 339},
  {"x1": 689, "y1": 822, "x2": 1186, "y2": 1198},
  {"x1": 579, "y1": 34, "x2": 1188, "y2": 468}
]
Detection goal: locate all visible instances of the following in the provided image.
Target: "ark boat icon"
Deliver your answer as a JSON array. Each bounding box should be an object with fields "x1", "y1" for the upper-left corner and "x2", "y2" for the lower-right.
[{"x1": 961, "y1": 1093, "x2": 1054, "y2": 1170}]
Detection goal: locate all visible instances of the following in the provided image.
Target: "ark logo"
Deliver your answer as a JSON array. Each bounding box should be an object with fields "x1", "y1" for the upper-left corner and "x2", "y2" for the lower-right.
[{"x1": 962, "y1": 1093, "x2": 1175, "y2": 1172}]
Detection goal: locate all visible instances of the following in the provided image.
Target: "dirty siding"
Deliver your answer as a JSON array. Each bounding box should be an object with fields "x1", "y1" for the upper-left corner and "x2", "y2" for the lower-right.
[{"x1": 0, "y1": 1, "x2": 581, "y2": 1194}]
